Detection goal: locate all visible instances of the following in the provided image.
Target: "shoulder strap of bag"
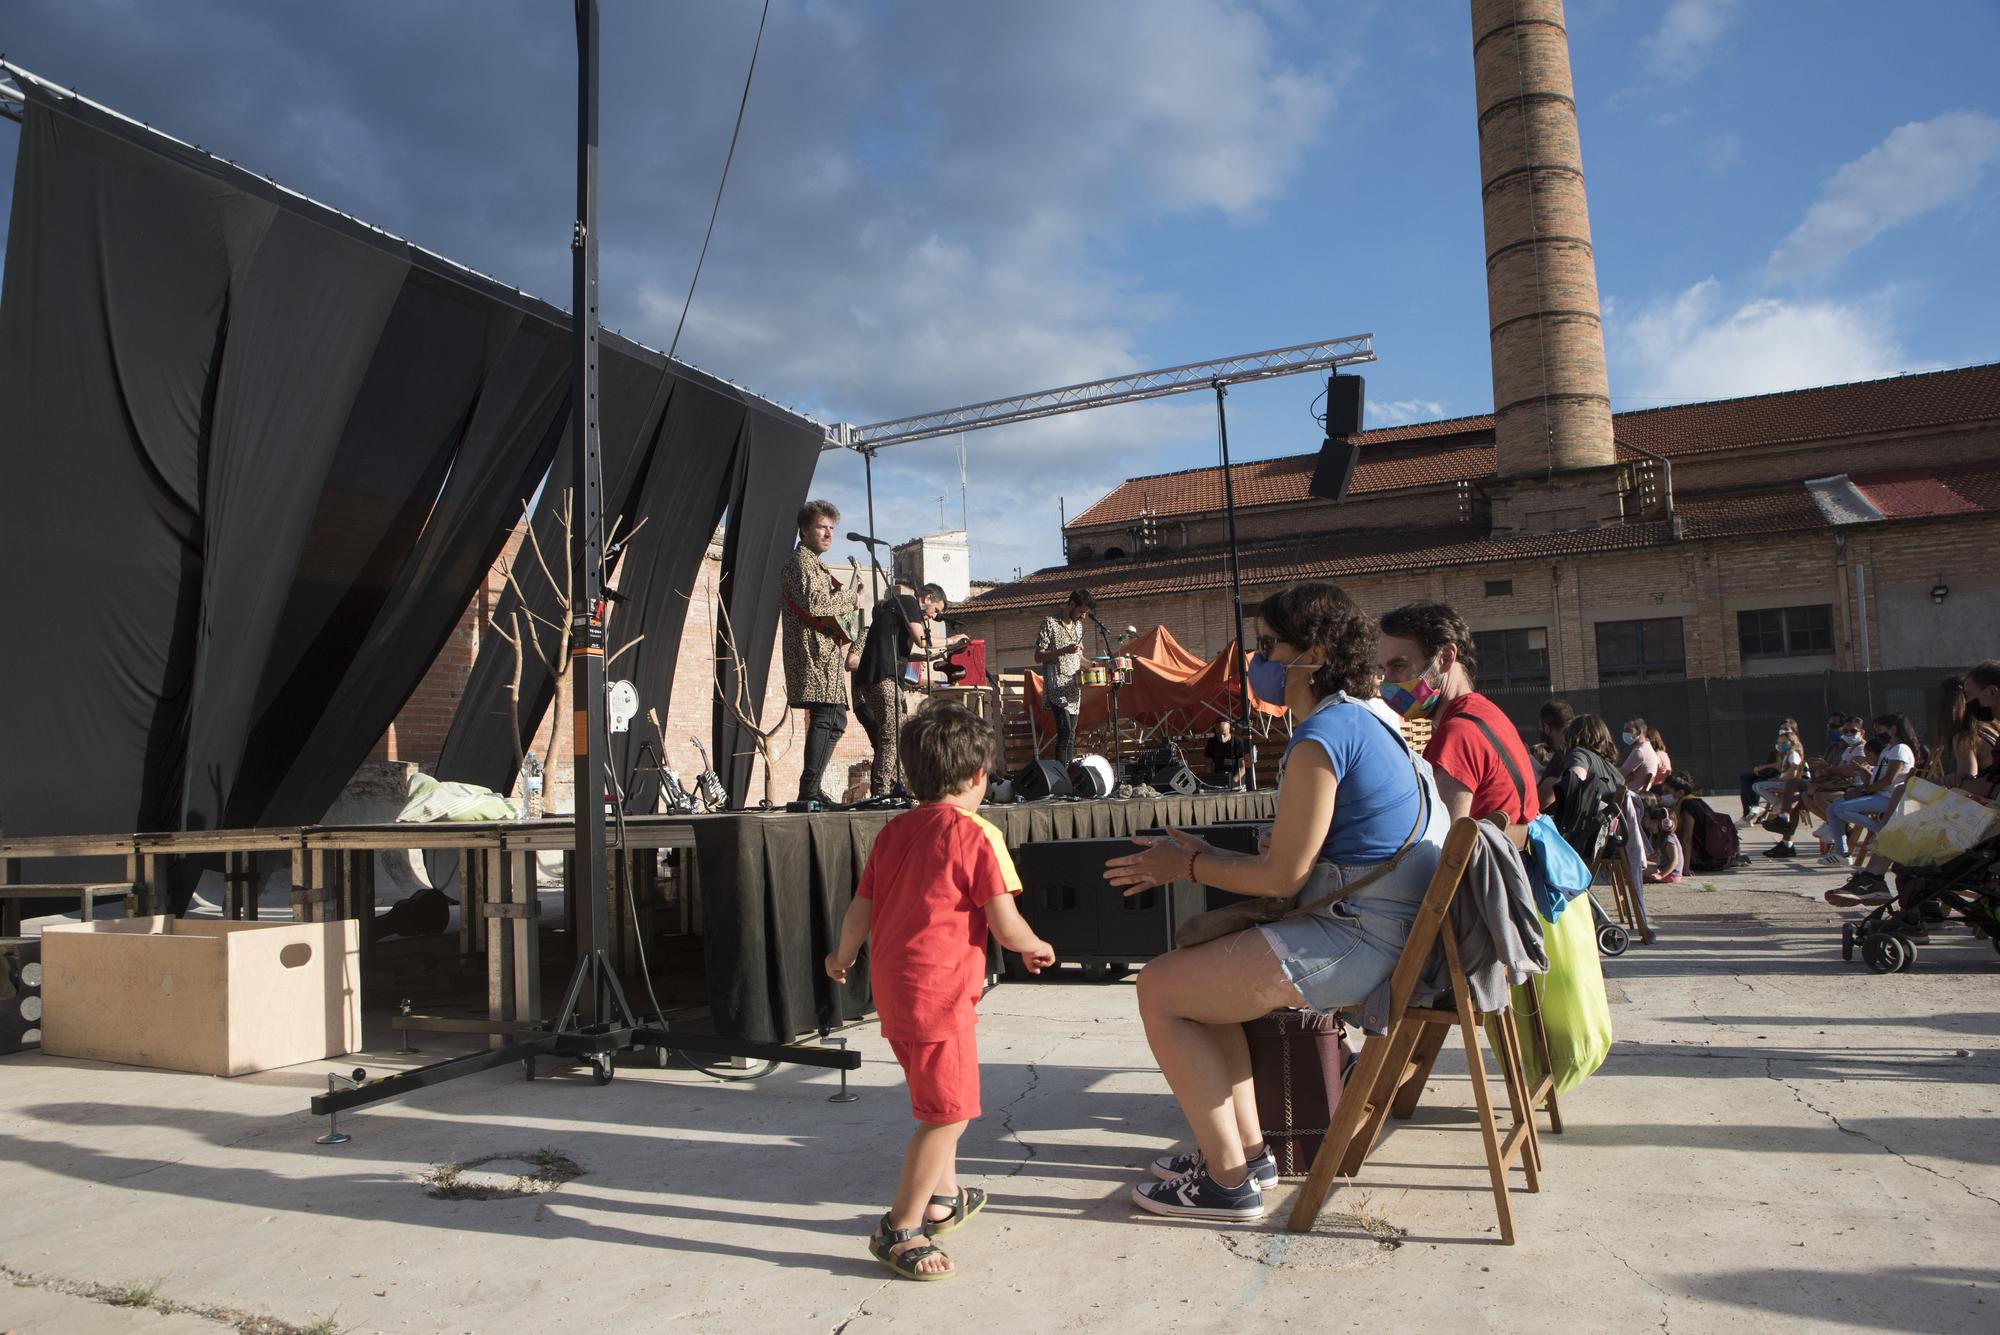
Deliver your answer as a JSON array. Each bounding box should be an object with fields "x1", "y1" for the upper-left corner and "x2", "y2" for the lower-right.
[
  {"x1": 1460, "y1": 710, "x2": 1529, "y2": 808},
  {"x1": 1290, "y1": 700, "x2": 1432, "y2": 917}
]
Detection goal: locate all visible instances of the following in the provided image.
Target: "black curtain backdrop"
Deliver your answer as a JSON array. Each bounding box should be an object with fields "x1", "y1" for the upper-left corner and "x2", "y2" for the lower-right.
[{"x1": 0, "y1": 88, "x2": 821, "y2": 876}]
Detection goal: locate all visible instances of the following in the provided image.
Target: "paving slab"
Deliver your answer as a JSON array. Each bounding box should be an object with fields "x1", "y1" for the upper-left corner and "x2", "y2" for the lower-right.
[{"x1": 1, "y1": 817, "x2": 1995, "y2": 1334}]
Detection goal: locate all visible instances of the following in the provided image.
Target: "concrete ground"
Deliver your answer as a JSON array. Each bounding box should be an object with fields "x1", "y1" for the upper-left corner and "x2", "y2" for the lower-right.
[{"x1": 3, "y1": 814, "x2": 1997, "y2": 1335}]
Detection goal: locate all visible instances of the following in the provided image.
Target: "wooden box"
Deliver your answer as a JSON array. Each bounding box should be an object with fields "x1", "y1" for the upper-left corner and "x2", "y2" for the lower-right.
[{"x1": 40, "y1": 917, "x2": 360, "y2": 1076}]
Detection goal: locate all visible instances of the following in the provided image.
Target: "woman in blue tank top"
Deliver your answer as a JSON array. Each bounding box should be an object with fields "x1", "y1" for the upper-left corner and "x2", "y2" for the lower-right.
[{"x1": 1104, "y1": 583, "x2": 1445, "y2": 1225}]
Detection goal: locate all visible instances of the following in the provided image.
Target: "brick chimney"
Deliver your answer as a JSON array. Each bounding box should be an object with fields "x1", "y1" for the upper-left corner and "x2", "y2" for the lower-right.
[{"x1": 1471, "y1": 0, "x2": 1616, "y2": 481}]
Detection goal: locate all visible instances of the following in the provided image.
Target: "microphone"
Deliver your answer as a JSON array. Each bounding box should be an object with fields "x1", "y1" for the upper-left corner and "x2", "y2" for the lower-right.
[{"x1": 847, "y1": 532, "x2": 890, "y2": 548}]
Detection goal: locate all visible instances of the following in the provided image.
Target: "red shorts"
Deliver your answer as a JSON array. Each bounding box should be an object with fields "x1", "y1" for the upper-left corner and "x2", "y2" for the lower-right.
[{"x1": 888, "y1": 1028, "x2": 981, "y2": 1124}]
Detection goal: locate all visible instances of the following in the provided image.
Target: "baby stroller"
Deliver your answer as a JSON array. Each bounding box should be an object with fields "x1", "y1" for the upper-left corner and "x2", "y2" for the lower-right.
[{"x1": 1841, "y1": 830, "x2": 2000, "y2": 973}]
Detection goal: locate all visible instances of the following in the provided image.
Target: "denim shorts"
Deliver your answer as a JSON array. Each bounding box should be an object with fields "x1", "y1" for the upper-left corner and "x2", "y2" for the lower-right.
[{"x1": 1258, "y1": 858, "x2": 1429, "y2": 1014}]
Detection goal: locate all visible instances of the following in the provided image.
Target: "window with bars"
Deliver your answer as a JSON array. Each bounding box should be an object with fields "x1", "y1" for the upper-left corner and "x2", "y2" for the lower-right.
[
  {"x1": 1595, "y1": 617, "x2": 1686, "y2": 684},
  {"x1": 1737, "y1": 604, "x2": 1834, "y2": 659},
  {"x1": 1473, "y1": 627, "x2": 1550, "y2": 690}
]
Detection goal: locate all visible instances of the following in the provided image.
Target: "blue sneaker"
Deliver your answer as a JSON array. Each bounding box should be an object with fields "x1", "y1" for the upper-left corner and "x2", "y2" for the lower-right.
[
  {"x1": 1131, "y1": 1169, "x2": 1266, "y2": 1221},
  {"x1": 1149, "y1": 1148, "x2": 1278, "y2": 1191}
]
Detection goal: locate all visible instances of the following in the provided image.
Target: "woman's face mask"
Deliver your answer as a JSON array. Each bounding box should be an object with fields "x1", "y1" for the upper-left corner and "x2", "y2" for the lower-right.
[
  {"x1": 1246, "y1": 651, "x2": 1312, "y2": 704},
  {"x1": 1620, "y1": 730, "x2": 1637, "y2": 746},
  {"x1": 1380, "y1": 659, "x2": 1444, "y2": 719}
]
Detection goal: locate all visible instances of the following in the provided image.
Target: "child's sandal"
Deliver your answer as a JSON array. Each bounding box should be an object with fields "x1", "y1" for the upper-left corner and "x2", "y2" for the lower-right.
[
  {"x1": 871, "y1": 1214, "x2": 956, "y2": 1281},
  {"x1": 923, "y1": 1186, "x2": 987, "y2": 1236}
]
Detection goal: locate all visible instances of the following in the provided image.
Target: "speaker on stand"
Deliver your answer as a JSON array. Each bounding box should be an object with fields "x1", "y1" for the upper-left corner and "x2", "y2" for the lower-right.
[{"x1": 1309, "y1": 373, "x2": 1366, "y2": 502}]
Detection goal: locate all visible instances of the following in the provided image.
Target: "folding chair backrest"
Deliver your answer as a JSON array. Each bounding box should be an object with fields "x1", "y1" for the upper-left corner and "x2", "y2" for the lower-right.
[{"x1": 1376, "y1": 816, "x2": 1484, "y2": 1032}]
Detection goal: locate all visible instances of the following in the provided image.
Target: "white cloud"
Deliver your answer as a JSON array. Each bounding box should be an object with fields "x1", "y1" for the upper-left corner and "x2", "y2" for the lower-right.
[
  {"x1": 1366, "y1": 398, "x2": 1446, "y2": 426},
  {"x1": 1766, "y1": 111, "x2": 2000, "y2": 283},
  {"x1": 1702, "y1": 131, "x2": 1742, "y2": 175},
  {"x1": 1609, "y1": 277, "x2": 1929, "y2": 404},
  {"x1": 1644, "y1": 0, "x2": 1742, "y2": 84}
]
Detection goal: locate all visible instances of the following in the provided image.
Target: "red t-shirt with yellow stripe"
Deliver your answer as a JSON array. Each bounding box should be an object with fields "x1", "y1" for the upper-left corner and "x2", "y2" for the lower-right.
[{"x1": 857, "y1": 803, "x2": 1021, "y2": 1040}]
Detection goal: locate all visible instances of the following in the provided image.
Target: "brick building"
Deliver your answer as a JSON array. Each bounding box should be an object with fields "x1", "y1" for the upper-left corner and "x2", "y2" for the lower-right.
[{"x1": 953, "y1": 363, "x2": 2000, "y2": 778}]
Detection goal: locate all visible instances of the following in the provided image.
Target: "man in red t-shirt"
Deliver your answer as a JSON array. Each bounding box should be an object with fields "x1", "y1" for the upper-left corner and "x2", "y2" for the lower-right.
[
  {"x1": 826, "y1": 705, "x2": 1054, "y2": 1282},
  {"x1": 1378, "y1": 601, "x2": 1541, "y2": 825}
]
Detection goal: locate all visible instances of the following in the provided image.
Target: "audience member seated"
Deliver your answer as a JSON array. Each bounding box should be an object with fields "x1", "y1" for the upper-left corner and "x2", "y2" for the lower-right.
[
  {"x1": 1806, "y1": 714, "x2": 1917, "y2": 866},
  {"x1": 1828, "y1": 672, "x2": 1999, "y2": 908},
  {"x1": 1739, "y1": 716, "x2": 1800, "y2": 821},
  {"x1": 1749, "y1": 725, "x2": 1807, "y2": 824},
  {"x1": 1540, "y1": 713, "x2": 1624, "y2": 863},
  {"x1": 1619, "y1": 717, "x2": 1660, "y2": 793},
  {"x1": 1642, "y1": 801, "x2": 1683, "y2": 884},
  {"x1": 1763, "y1": 716, "x2": 1868, "y2": 858},
  {"x1": 1645, "y1": 725, "x2": 1674, "y2": 788},
  {"x1": 1663, "y1": 772, "x2": 1740, "y2": 871},
  {"x1": 1534, "y1": 698, "x2": 1574, "y2": 784},
  {"x1": 1377, "y1": 600, "x2": 1541, "y2": 824}
]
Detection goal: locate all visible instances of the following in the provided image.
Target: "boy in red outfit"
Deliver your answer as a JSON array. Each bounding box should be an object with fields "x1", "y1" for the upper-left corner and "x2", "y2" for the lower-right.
[{"x1": 826, "y1": 704, "x2": 1055, "y2": 1281}]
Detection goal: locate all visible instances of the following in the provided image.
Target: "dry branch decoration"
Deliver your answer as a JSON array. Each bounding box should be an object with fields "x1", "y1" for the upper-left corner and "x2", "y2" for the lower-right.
[
  {"x1": 485, "y1": 489, "x2": 647, "y2": 804},
  {"x1": 708, "y1": 572, "x2": 795, "y2": 810}
]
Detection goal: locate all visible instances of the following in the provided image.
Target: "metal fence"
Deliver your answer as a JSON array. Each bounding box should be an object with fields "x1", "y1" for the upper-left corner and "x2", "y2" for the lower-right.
[{"x1": 1483, "y1": 668, "x2": 1959, "y2": 795}]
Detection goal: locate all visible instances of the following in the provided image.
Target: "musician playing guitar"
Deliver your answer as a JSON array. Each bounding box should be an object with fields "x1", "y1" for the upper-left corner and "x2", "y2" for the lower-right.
[{"x1": 780, "y1": 499, "x2": 864, "y2": 806}]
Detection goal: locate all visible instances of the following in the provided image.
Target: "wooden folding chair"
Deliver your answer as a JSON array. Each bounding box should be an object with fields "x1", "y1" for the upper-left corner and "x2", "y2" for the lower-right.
[
  {"x1": 1287, "y1": 817, "x2": 1542, "y2": 1242},
  {"x1": 1594, "y1": 850, "x2": 1650, "y2": 938},
  {"x1": 1349, "y1": 816, "x2": 1562, "y2": 1156}
]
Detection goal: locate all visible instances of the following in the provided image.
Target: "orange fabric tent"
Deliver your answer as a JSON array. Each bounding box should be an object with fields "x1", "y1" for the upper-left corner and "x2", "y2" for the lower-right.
[{"x1": 1023, "y1": 626, "x2": 1285, "y2": 737}]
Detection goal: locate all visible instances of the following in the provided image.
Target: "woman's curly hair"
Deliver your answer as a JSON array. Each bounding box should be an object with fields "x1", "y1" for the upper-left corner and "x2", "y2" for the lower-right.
[
  {"x1": 1256, "y1": 583, "x2": 1379, "y2": 702},
  {"x1": 1566, "y1": 714, "x2": 1620, "y2": 764}
]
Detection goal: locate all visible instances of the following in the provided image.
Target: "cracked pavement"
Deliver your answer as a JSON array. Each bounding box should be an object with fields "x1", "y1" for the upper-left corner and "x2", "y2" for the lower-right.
[{"x1": 1, "y1": 815, "x2": 1995, "y2": 1333}]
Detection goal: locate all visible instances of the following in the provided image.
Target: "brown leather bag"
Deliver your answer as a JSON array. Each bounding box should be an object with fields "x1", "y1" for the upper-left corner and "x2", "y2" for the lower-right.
[{"x1": 1244, "y1": 1007, "x2": 1351, "y2": 1175}]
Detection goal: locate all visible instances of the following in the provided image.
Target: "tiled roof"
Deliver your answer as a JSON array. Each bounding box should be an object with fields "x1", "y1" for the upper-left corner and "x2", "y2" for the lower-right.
[
  {"x1": 965, "y1": 461, "x2": 2000, "y2": 614},
  {"x1": 1069, "y1": 362, "x2": 2000, "y2": 530}
]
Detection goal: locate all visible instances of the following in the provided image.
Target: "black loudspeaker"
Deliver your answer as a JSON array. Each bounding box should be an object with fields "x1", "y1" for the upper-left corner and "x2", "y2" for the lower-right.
[
  {"x1": 1309, "y1": 373, "x2": 1365, "y2": 502},
  {"x1": 1325, "y1": 371, "x2": 1365, "y2": 436},
  {"x1": 0, "y1": 938, "x2": 43, "y2": 1054},
  {"x1": 1011, "y1": 839, "x2": 1206, "y2": 976},
  {"x1": 1013, "y1": 759, "x2": 1073, "y2": 800},
  {"x1": 1152, "y1": 763, "x2": 1201, "y2": 797}
]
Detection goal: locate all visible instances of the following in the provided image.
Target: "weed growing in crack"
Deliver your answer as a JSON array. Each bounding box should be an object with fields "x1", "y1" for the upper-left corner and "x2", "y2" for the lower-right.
[{"x1": 104, "y1": 1277, "x2": 166, "y2": 1309}]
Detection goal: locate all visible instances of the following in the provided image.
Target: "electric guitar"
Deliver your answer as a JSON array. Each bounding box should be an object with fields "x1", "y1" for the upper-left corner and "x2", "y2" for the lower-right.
[{"x1": 835, "y1": 556, "x2": 864, "y2": 645}]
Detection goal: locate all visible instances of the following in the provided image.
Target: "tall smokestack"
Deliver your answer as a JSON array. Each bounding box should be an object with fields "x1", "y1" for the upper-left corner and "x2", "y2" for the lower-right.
[{"x1": 1471, "y1": 0, "x2": 1616, "y2": 478}]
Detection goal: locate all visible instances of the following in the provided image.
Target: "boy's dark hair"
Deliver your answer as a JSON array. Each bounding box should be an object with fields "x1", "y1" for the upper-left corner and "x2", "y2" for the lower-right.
[
  {"x1": 1379, "y1": 600, "x2": 1479, "y2": 683},
  {"x1": 1067, "y1": 589, "x2": 1097, "y2": 612},
  {"x1": 796, "y1": 498, "x2": 839, "y2": 531},
  {"x1": 1664, "y1": 771, "x2": 1697, "y2": 797},
  {"x1": 1257, "y1": 583, "x2": 1381, "y2": 701},
  {"x1": 1539, "y1": 698, "x2": 1574, "y2": 732},
  {"x1": 900, "y1": 704, "x2": 996, "y2": 802}
]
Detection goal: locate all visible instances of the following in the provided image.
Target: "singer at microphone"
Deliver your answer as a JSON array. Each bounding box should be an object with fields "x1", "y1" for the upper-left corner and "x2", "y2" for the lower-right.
[{"x1": 1032, "y1": 587, "x2": 1096, "y2": 767}]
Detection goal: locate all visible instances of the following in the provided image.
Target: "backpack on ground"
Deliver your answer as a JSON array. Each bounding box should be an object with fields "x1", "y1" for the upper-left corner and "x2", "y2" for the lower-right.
[{"x1": 1682, "y1": 796, "x2": 1738, "y2": 872}]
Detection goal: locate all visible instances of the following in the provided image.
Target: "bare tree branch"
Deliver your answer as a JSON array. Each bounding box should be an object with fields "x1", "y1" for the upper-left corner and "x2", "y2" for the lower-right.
[{"x1": 607, "y1": 633, "x2": 646, "y2": 668}]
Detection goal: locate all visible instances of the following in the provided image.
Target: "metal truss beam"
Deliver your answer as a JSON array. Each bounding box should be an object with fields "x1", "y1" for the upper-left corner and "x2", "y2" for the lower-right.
[{"x1": 833, "y1": 334, "x2": 1376, "y2": 452}]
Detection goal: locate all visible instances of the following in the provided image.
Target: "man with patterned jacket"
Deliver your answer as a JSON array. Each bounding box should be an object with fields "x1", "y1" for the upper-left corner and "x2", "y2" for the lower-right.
[{"x1": 780, "y1": 499, "x2": 862, "y2": 805}]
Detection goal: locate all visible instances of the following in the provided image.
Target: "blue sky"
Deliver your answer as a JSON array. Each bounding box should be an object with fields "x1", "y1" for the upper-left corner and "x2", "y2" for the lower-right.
[{"x1": 3, "y1": 1, "x2": 1997, "y2": 582}]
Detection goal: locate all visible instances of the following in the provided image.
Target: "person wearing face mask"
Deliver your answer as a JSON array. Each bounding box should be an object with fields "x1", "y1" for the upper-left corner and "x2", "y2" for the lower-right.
[
  {"x1": 1101, "y1": 583, "x2": 1444, "y2": 1223},
  {"x1": 1740, "y1": 718, "x2": 1800, "y2": 823},
  {"x1": 1377, "y1": 601, "x2": 1540, "y2": 826},
  {"x1": 1617, "y1": 718, "x2": 1659, "y2": 794},
  {"x1": 1749, "y1": 726, "x2": 1806, "y2": 822},
  {"x1": 1962, "y1": 662, "x2": 2000, "y2": 800}
]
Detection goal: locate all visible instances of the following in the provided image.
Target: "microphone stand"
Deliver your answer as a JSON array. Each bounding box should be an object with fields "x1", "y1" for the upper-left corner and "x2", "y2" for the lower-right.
[{"x1": 1091, "y1": 615, "x2": 1124, "y2": 773}]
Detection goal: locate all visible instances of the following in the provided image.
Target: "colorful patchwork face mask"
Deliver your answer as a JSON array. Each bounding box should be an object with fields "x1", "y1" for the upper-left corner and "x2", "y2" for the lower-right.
[{"x1": 1380, "y1": 667, "x2": 1442, "y2": 718}]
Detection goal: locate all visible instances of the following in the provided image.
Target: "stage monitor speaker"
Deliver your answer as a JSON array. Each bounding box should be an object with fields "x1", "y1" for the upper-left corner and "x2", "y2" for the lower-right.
[
  {"x1": 1310, "y1": 373, "x2": 1365, "y2": 502},
  {"x1": 1013, "y1": 759, "x2": 1073, "y2": 800},
  {"x1": 1068, "y1": 754, "x2": 1116, "y2": 799},
  {"x1": 1011, "y1": 839, "x2": 1206, "y2": 971},
  {"x1": 1153, "y1": 763, "x2": 1200, "y2": 797}
]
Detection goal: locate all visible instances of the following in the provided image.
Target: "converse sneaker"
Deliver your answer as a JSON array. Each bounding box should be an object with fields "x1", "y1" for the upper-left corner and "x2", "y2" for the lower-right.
[
  {"x1": 1130, "y1": 1169, "x2": 1266, "y2": 1222},
  {"x1": 1150, "y1": 1148, "x2": 1279, "y2": 1191}
]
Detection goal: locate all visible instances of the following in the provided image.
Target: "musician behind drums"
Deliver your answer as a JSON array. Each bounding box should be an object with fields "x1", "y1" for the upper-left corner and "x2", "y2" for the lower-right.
[
  {"x1": 852, "y1": 581, "x2": 966, "y2": 798},
  {"x1": 1034, "y1": 589, "x2": 1095, "y2": 767},
  {"x1": 780, "y1": 499, "x2": 864, "y2": 806}
]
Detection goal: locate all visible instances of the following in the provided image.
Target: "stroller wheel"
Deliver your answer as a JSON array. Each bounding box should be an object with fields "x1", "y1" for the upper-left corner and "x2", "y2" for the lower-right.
[
  {"x1": 1841, "y1": 922, "x2": 1855, "y2": 962},
  {"x1": 1597, "y1": 923, "x2": 1631, "y2": 957},
  {"x1": 1896, "y1": 938, "x2": 1919, "y2": 972},
  {"x1": 1862, "y1": 933, "x2": 1906, "y2": 975}
]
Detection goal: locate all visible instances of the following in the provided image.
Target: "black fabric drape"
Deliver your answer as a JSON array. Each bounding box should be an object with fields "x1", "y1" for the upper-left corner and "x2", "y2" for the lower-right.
[
  {"x1": 713, "y1": 415, "x2": 823, "y2": 805},
  {"x1": 0, "y1": 88, "x2": 823, "y2": 887},
  {"x1": 690, "y1": 791, "x2": 1279, "y2": 1042}
]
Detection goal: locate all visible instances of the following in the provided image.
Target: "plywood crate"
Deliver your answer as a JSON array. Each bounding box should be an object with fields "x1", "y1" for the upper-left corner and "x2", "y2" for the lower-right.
[{"x1": 40, "y1": 917, "x2": 360, "y2": 1076}]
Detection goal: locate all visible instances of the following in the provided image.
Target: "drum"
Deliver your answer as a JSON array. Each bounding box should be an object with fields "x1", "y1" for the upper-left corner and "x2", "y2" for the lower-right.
[
  {"x1": 1112, "y1": 654, "x2": 1135, "y2": 684},
  {"x1": 1079, "y1": 664, "x2": 1110, "y2": 688}
]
